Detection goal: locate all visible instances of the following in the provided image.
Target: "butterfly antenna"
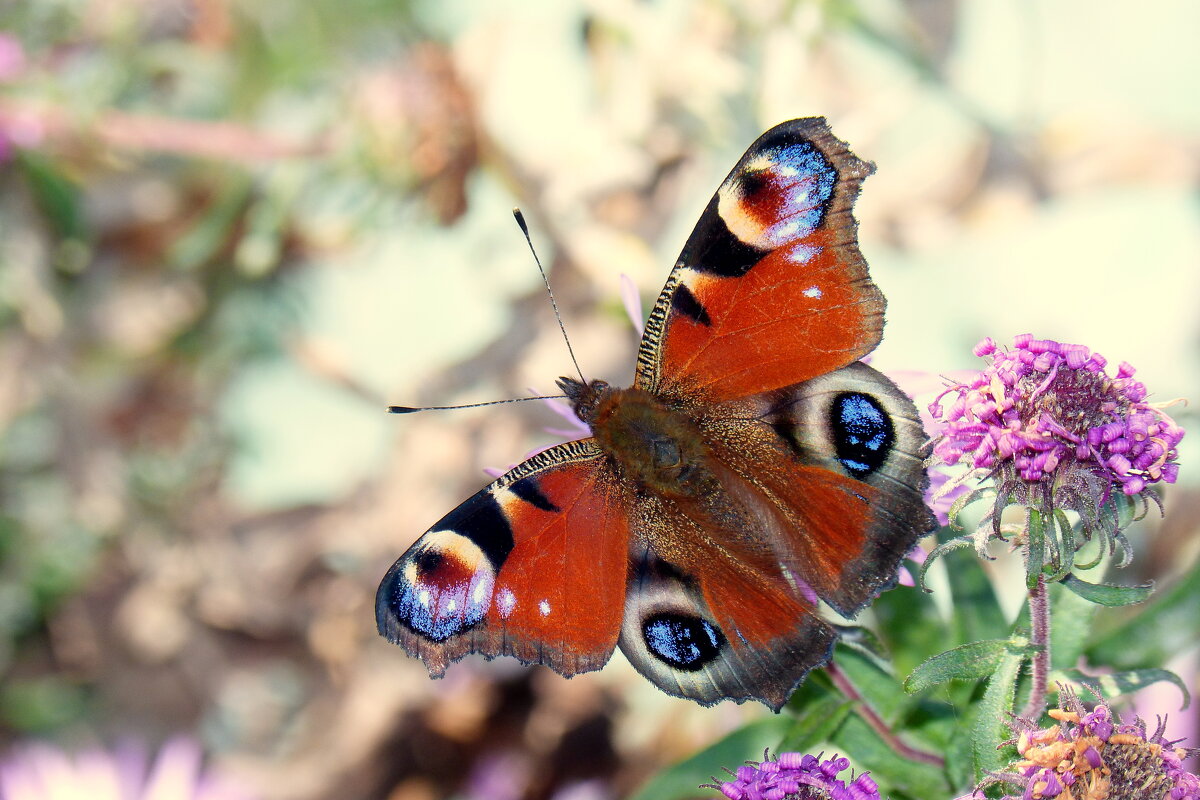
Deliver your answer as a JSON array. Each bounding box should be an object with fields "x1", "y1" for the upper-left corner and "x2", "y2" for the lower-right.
[
  {"x1": 513, "y1": 208, "x2": 587, "y2": 384},
  {"x1": 389, "y1": 395, "x2": 566, "y2": 414}
]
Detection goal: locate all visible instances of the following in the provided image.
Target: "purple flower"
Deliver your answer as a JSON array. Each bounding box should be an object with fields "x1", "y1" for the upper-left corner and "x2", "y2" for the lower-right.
[
  {"x1": 931, "y1": 335, "x2": 1182, "y2": 495},
  {"x1": 0, "y1": 738, "x2": 255, "y2": 800},
  {"x1": 704, "y1": 752, "x2": 880, "y2": 800},
  {"x1": 925, "y1": 335, "x2": 1185, "y2": 577},
  {"x1": 619, "y1": 273, "x2": 645, "y2": 338},
  {"x1": 977, "y1": 688, "x2": 1200, "y2": 800}
]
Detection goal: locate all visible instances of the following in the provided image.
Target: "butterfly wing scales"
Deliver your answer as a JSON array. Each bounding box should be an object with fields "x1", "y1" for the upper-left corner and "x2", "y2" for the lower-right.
[
  {"x1": 376, "y1": 440, "x2": 630, "y2": 678},
  {"x1": 636, "y1": 118, "x2": 879, "y2": 402}
]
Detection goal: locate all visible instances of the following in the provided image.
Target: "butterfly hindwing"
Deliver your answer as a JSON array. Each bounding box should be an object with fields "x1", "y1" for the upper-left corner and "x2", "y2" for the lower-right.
[
  {"x1": 615, "y1": 363, "x2": 929, "y2": 708},
  {"x1": 706, "y1": 361, "x2": 933, "y2": 618},
  {"x1": 376, "y1": 440, "x2": 631, "y2": 678},
  {"x1": 636, "y1": 118, "x2": 879, "y2": 403},
  {"x1": 618, "y1": 548, "x2": 836, "y2": 711}
]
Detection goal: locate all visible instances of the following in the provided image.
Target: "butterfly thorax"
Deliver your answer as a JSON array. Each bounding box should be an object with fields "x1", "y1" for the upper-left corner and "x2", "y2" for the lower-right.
[{"x1": 559, "y1": 378, "x2": 715, "y2": 500}]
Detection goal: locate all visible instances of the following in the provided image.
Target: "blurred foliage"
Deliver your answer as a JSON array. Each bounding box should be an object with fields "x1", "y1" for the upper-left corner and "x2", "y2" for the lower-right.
[{"x1": 0, "y1": 0, "x2": 1197, "y2": 799}]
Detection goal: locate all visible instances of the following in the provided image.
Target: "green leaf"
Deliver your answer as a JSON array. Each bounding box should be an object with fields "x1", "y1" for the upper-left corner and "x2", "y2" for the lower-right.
[
  {"x1": 833, "y1": 645, "x2": 907, "y2": 721},
  {"x1": 945, "y1": 693, "x2": 980, "y2": 792},
  {"x1": 0, "y1": 678, "x2": 88, "y2": 733},
  {"x1": 1088, "y1": 555, "x2": 1200, "y2": 669},
  {"x1": 946, "y1": 484, "x2": 993, "y2": 522},
  {"x1": 1061, "y1": 573, "x2": 1154, "y2": 606},
  {"x1": 168, "y1": 176, "x2": 253, "y2": 271},
  {"x1": 944, "y1": 545, "x2": 1009, "y2": 643},
  {"x1": 1044, "y1": 508, "x2": 1073, "y2": 582},
  {"x1": 627, "y1": 716, "x2": 791, "y2": 800},
  {"x1": 870, "y1": 583, "x2": 949, "y2": 678},
  {"x1": 15, "y1": 152, "x2": 87, "y2": 242},
  {"x1": 920, "y1": 536, "x2": 974, "y2": 590},
  {"x1": 1056, "y1": 668, "x2": 1191, "y2": 710},
  {"x1": 829, "y1": 713, "x2": 950, "y2": 800},
  {"x1": 779, "y1": 694, "x2": 855, "y2": 753},
  {"x1": 1050, "y1": 578, "x2": 1102, "y2": 669},
  {"x1": 833, "y1": 624, "x2": 890, "y2": 665},
  {"x1": 904, "y1": 639, "x2": 1021, "y2": 694},
  {"x1": 970, "y1": 639, "x2": 1026, "y2": 779}
]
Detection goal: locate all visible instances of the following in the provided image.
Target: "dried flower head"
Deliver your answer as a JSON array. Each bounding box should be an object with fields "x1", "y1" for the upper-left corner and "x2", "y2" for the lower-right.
[
  {"x1": 925, "y1": 335, "x2": 1184, "y2": 581},
  {"x1": 978, "y1": 688, "x2": 1200, "y2": 800},
  {"x1": 704, "y1": 751, "x2": 879, "y2": 800}
]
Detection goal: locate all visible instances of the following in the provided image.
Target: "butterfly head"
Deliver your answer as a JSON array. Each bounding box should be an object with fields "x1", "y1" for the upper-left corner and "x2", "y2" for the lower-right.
[{"x1": 556, "y1": 376, "x2": 611, "y2": 426}]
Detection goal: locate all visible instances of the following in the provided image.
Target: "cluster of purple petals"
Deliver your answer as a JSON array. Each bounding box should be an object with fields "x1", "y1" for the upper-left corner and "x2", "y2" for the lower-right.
[
  {"x1": 1164, "y1": 750, "x2": 1200, "y2": 800},
  {"x1": 930, "y1": 335, "x2": 1184, "y2": 494},
  {"x1": 1018, "y1": 765, "x2": 1076, "y2": 798},
  {"x1": 713, "y1": 753, "x2": 878, "y2": 800}
]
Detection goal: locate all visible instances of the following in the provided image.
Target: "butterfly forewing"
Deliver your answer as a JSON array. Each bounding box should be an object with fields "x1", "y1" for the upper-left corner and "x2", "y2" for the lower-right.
[
  {"x1": 376, "y1": 440, "x2": 631, "y2": 677},
  {"x1": 636, "y1": 118, "x2": 879, "y2": 403}
]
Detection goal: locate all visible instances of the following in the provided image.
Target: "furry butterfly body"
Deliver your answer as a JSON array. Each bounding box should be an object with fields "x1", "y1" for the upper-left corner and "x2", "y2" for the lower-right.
[{"x1": 376, "y1": 118, "x2": 933, "y2": 709}]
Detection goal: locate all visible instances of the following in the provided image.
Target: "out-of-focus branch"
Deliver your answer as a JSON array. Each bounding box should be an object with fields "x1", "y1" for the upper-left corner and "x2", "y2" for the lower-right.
[{"x1": 0, "y1": 99, "x2": 330, "y2": 162}]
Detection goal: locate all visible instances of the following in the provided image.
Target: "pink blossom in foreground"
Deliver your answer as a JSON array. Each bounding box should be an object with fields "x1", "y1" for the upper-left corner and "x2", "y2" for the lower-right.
[{"x1": 0, "y1": 738, "x2": 255, "y2": 800}]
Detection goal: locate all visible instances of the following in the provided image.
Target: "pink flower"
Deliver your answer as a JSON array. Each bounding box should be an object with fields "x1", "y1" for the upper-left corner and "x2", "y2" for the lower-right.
[{"x1": 0, "y1": 738, "x2": 255, "y2": 800}]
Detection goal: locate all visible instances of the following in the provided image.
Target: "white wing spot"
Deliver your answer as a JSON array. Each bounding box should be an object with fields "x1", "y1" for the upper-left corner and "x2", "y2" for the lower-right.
[
  {"x1": 539, "y1": 599, "x2": 551, "y2": 617},
  {"x1": 446, "y1": 598, "x2": 457, "y2": 613},
  {"x1": 803, "y1": 286, "x2": 823, "y2": 299},
  {"x1": 788, "y1": 243, "x2": 823, "y2": 265},
  {"x1": 472, "y1": 582, "x2": 486, "y2": 604},
  {"x1": 498, "y1": 588, "x2": 516, "y2": 618},
  {"x1": 418, "y1": 589, "x2": 431, "y2": 607}
]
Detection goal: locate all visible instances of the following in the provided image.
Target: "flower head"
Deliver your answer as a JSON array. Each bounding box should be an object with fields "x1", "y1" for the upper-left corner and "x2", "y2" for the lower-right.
[
  {"x1": 980, "y1": 688, "x2": 1199, "y2": 800},
  {"x1": 704, "y1": 752, "x2": 879, "y2": 800},
  {"x1": 925, "y1": 335, "x2": 1185, "y2": 579},
  {"x1": 0, "y1": 738, "x2": 254, "y2": 800},
  {"x1": 932, "y1": 335, "x2": 1182, "y2": 495}
]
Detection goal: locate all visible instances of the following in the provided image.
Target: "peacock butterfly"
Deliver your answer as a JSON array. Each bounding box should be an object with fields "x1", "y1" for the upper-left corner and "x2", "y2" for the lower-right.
[{"x1": 376, "y1": 118, "x2": 933, "y2": 710}]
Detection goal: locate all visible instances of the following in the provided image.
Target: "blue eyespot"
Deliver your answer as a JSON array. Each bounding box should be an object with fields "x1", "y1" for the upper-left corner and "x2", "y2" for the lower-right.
[
  {"x1": 773, "y1": 142, "x2": 836, "y2": 226},
  {"x1": 831, "y1": 392, "x2": 893, "y2": 479},
  {"x1": 392, "y1": 578, "x2": 489, "y2": 642},
  {"x1": 643, "y1": 613, "x2": 725, "y2": 671}
]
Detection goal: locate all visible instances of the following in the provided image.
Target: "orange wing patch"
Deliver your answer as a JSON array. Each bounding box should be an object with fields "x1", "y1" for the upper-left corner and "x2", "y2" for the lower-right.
[
  {"x1": 659, "y1": 231, "x2": 883, "y2": 402},
  {"x1": 491, "y1": 467, "x2": 630, "y2": 674}
]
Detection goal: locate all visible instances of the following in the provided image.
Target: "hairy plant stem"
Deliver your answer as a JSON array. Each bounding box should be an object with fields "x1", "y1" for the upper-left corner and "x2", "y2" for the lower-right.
[
  {"x1": 825, "y1": 661, "x2": 945, "y2": 768},
  {"x1": 1019, "y1": 573, "x2": 1050, "y2": 720}
]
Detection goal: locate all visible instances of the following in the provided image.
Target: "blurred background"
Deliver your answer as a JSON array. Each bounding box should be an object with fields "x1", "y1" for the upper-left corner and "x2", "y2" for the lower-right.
[{"x1": 0, "y1": 0, "x2": 1197, "y2": 798}]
